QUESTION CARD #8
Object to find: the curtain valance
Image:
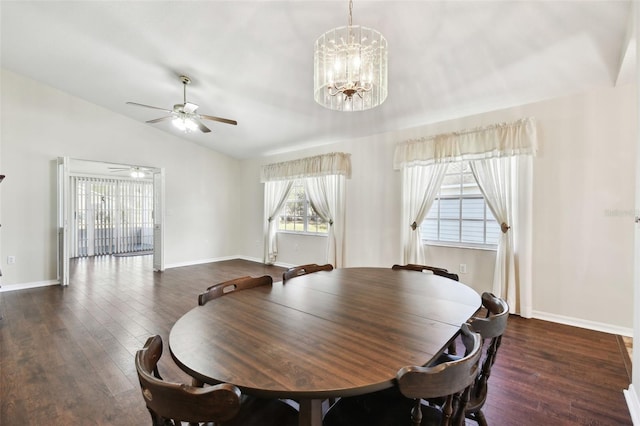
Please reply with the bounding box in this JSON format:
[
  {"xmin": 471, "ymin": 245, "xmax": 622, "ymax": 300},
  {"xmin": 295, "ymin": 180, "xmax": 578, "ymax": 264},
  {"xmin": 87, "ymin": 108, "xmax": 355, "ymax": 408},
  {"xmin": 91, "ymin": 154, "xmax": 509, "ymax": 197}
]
[
  {"xmin": 261, "ymin": 152, "xmax": 352, "ymax": 182},
  {"xmin": 393, "ymin": 117, "xmax": 537, "ymax": 169}
]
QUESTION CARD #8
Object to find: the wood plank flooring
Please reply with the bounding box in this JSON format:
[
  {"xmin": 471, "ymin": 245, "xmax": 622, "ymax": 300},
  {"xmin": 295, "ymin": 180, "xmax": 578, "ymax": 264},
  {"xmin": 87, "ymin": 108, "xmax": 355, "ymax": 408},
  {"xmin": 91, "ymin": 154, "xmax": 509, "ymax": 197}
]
[{"xmin": 0, "ymin": 256, "xmax": 633, "ymax": 425}]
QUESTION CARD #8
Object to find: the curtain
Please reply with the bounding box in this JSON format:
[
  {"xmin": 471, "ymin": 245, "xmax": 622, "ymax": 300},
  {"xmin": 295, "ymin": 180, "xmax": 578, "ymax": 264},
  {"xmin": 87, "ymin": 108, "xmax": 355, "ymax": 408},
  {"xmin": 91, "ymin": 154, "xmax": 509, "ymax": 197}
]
[
  {"xmin": 261, "ymin": 152, "xmax": 351, "ymax": 266},
  {"xmin": 394, "ymin": 117, "xmax": 536, "ymax": 317},
  {"xmin": 263, "ymin": 180, "xmax": 294, "ymax": 264},
  {"xmin": 304, "ymin": 175, "xmax": 346, "ymax": 268},
  {"xmin": 393, "ymin": 117, "xmax": 537, "ymax": 169},
  {"xmin": 261, "ymin": 152, "xmax": 351, "ymax": 182},
  {"xmin": 470, "ymin": 156, "xmax": 533, "ymax": 317},
  {"xmin": 401, "ymin": 163, "xmax": 448, "ymax": 264}
]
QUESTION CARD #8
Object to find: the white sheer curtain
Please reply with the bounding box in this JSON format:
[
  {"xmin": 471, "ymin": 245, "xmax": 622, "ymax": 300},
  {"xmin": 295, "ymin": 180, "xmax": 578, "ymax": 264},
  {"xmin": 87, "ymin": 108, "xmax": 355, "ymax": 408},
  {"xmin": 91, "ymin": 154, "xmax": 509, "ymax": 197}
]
[
  {"xmin": 470, "ymin": 156, "xmax": 533, "ymax": 317},
  {"xmin": 263, "ymin": 180, "xmax": 293, "ymax": 264},
  {"xmin": 394, "ymin": 117, "xmax": 536, "ymax": 317},
  {"xmin": 261, "ymin": 152, "xmax": 351, "ymax": 266},
  {"xmin": 304, "ymin": 175, "xmax": 346, "ymax": 267},
  {"xmin": 401, "ymin": 163, "xmax": 448, "ymax": 264}
]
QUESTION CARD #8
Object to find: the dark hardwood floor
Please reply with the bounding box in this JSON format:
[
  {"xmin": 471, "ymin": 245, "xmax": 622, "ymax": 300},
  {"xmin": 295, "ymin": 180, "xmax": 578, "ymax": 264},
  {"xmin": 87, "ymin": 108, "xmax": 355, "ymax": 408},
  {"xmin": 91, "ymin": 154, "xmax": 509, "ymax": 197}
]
[{"xmin": 0, "ymin": 256, "xmax": 632, "ymax": 425}]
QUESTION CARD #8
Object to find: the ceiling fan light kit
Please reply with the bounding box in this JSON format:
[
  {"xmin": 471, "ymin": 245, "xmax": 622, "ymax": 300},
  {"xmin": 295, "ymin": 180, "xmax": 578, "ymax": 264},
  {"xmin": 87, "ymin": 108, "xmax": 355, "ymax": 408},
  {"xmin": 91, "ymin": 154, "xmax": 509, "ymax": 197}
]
[
  {"xmin": 314, "ymin": 0, "xmax": 388, "ymax": 111},
  {"xmin": 172, "ymin": 116, "xmax": 199, "ymax": 132},
  {"xmin": 126, "ymin": 75, "xmax": 237, "ymax": 133}
]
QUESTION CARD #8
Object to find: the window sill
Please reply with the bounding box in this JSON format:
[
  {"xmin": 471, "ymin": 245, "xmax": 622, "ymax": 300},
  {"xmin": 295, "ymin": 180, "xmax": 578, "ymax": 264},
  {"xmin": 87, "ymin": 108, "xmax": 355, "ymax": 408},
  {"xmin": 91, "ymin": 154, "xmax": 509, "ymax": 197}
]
[
  {"xmin": 277, "ymin": 231, "xmax": 328, "ymax": 238},
  {"xmin": 423, "ymin": 241, "xmax": 497, "ymax": 252}
]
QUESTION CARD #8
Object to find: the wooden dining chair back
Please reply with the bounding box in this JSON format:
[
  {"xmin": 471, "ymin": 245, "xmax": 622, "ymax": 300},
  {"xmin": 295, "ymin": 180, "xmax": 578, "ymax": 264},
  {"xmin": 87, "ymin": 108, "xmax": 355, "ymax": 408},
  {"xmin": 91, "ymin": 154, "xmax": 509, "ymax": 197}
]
[
  {"xmin": 392, "ymin": 263, "xmax": 460, "ymax": 281},
  {"xmin": 396, "ymin": 323, "xmax": 482, "ymax": 426},
  {"xmin": 463, "ymin": 292, "xmax": 509, "ymax": 426},
  {"xmin": 323, "ymin": 324, "xmax": 482, "ymax": 426},
  {"xmin": 198, "ymin": 275, "xmax": 273, "ymax": 306},
  {"xmin": 135, "ymin": 335, "xmax": 242, "ymax": 425},
  {"xmin": 282, "ymin": 263, "xmax": 334, "ymax": 283}
]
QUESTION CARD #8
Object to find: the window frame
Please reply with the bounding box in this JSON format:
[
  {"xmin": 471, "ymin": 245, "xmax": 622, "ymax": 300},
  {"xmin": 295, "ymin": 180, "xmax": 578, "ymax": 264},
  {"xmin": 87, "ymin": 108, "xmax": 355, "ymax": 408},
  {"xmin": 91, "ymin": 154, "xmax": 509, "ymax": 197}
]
[
  {"xmin": 421, "ymin": 161, "xmax": 499, "ymax": 251},
  {"xmin": 277, "ymin": 180, "xmax": 329, "ymax": 236}
]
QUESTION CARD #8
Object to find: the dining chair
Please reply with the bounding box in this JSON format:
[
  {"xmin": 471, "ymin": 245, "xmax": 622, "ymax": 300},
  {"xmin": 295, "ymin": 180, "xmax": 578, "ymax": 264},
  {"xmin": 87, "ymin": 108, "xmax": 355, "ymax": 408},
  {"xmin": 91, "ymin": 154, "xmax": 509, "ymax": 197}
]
[
  {"xmin": 392, "ymin": 263, "xmax": 460, "ymax": 281},
  {"xmin": 323, "ymin": 323, "xmax": 482, "ymax": 426},
  {"xmin": 198, "ymin": 275, "xmax": 273, "ymax": 306},
  {"xmin": 282, "ymin": 263, "xmax": 334, "ymax": 283},
  {"xmin": 433, "ymin": 292, "xmax": 509, "ymax": 426},
  {"xmin": 135, "ymin": 335, "xmax": 299, "ymax": 426}
]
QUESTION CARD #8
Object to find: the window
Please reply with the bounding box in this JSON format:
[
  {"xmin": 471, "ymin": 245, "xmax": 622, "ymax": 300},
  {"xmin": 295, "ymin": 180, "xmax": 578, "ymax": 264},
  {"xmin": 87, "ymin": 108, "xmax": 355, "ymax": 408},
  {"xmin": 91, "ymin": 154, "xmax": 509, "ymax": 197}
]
[
  {"xmin": 421, "ymin": 161, "xmax": 500, "ymax": 247},
  {"xmin": 278, "ymin": 180, "xmax": 328, "ymax": 234}
]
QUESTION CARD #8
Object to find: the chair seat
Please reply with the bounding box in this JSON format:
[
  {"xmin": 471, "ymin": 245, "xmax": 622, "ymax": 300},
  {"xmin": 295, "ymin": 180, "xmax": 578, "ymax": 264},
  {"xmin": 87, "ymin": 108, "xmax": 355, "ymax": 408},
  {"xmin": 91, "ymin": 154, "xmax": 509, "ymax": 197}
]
[
  {"xmin": 224, "ymin": 395, "xmax": 299, "ymax": 426},
  {"xmin": 323, "ymin": 390, "xmax": 444, "ymax": 426}
]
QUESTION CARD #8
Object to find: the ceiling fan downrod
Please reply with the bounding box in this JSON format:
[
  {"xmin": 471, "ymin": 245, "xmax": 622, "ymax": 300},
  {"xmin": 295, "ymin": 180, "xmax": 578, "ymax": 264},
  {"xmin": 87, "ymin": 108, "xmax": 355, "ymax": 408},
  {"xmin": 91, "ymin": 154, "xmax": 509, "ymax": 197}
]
[{"xmin": 179, "ymin": 75, "xmax": 191, "ymax": 105}]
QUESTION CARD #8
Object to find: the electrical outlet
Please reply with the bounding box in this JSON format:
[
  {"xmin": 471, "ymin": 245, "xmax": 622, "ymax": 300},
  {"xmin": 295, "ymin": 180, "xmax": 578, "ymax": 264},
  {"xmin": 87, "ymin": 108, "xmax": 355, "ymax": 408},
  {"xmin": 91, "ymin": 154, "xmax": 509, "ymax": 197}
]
[
  {"xmin": 7, "ymin": 256, "xmax": 16, "ymax": 264},
  {"xmin": 459, "ymin": 263, "xmax": 467, "ymax": 274}
]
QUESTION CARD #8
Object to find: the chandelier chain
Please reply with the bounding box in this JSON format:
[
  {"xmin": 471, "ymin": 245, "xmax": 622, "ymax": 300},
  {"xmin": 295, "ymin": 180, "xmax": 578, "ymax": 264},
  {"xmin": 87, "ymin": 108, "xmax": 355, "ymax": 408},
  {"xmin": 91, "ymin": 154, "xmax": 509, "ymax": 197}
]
[{"xmin": 348, "ymin": 0, "xmax": 353, "ymax": 27}]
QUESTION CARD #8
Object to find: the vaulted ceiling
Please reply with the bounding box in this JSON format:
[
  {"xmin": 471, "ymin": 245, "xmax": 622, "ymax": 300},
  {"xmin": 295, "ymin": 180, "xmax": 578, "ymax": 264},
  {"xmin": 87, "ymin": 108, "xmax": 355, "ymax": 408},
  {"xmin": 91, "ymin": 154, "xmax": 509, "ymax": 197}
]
[{"xmin": 1, "ymin": 1, "xmax": 635, "ymax": 159}]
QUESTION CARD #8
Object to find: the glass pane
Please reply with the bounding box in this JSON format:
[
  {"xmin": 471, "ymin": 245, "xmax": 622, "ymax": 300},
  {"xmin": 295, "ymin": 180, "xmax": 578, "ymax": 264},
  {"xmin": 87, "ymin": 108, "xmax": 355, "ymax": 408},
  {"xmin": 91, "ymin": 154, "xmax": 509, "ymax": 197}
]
[
  {"xmin": 425, "ymin": 199, "xmax": 439, "ymax": 219},
  {"xmin": 461, "ymin": 220, "xmax": 484, "ymax": 244},
  {"xmin": 462, "ymin": 184, "xmax": 482, "ymax": 195},
  {"xmin": 447, "ymin": 162, "xmax": 463, "ymax": 174},
  {"xmin": 439, "ymin": 220, "xmax": 460, "ymax": 242},
  {"xmin": 439, "ymin": 199, "xmax": 460, "ymax": 219},
  {"xmin": 308, "ymin": 215, "xmax": 319, "ymax": 233},
  {"xmin": 486, "ymin": 220, "xmax": 501, "ymax": 245},
  {"xmin": 461, "ymin": 198, "xmax": 484, "ymax": 219},
  {"xmin": 421, "ymin": 219, "xmax": 438, "ymax": 240},
  {"xmin": 441, "ymin": 174, "xmax": 460, "ymax": 187}
]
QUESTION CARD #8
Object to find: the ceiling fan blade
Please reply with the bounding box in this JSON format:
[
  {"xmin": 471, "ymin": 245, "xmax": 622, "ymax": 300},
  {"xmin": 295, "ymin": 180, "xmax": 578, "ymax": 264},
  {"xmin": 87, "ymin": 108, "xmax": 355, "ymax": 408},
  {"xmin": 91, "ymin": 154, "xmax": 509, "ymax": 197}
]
[
  {"xmin": 183, "ymin": 102, "xmax": 199, "ymax": 114},
  {"xmin": 200, "ymin": 114, "xmax": 238, "ymax": 126},
  {"xmin": 146, "ymin": 116, "xmax": 174, "ymax": 124},
  {"xmin": 193, "ymin": 118, "xmax": 211, "ymax": 133},
  {"xmin": 126, "ymin": 102, "xmax": 172, "ymax": 113}
]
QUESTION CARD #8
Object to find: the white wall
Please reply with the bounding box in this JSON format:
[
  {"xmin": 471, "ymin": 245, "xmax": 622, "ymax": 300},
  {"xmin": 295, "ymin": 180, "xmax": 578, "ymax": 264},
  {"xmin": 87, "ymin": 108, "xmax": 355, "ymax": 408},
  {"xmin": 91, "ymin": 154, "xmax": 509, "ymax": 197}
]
[
  {"xmin": 0, "ymin": 69, "xmax": 243, "ymax": 289},
  {"xmin": 240, "ymin": 84, "xmax": 637, "ymax": 332},
  {"xmin": 1, "ymin": 67, "xmax": 635, "ymax": 333}
]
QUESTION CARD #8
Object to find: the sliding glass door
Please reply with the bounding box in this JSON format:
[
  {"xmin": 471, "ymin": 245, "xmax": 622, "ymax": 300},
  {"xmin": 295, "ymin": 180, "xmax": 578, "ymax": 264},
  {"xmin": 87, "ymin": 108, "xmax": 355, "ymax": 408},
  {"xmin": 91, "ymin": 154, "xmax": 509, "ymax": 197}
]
[{"xmin": 71, "ymin": 176, "xmax": 154, "ymax": 257}]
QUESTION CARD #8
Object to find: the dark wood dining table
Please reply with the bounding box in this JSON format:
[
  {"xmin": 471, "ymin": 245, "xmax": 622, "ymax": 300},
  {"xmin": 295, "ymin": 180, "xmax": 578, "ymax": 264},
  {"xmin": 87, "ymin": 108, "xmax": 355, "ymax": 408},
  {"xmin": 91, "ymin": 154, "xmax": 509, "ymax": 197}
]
[{"xmin": 169, "ymin": 267, "xmax": 481, "ymax": 426}]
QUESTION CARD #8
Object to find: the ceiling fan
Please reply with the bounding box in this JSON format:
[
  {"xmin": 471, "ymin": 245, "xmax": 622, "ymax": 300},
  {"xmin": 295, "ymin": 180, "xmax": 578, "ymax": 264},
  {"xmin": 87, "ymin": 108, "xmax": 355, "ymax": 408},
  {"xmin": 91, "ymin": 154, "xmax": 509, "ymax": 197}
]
[{"xmin": 126, "ymin": 75, "xmax": 237, "ymax": 133}]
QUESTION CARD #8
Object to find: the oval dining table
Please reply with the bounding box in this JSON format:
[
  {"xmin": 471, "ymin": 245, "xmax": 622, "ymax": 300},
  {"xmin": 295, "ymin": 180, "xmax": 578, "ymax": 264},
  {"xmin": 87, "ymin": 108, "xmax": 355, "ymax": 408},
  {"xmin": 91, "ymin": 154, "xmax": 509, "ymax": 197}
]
[{"xmin": 169, "ymin": 267, "xmax": 481, "ymax": 426}]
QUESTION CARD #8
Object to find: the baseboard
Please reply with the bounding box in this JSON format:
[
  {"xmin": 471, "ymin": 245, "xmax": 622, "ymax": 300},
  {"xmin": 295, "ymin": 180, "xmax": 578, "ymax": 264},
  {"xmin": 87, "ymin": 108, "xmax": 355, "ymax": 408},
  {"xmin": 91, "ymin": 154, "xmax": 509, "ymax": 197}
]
[
  {"xmin": 235, "ymin": 255, "xmax": 295, "ymax": 269},
  {"xmin": 164, "ymin": 255, "xmax": 240, "ymax": 269},
  {"xmin": 532, "ymin": 310, "xmax": 633, "ymax": 337},
  {"xmin": 0, "ymin": 279, "xmax": 60, "ymax": 293},
  {"xmin": 165, "ymin": 255, "xmax": 295, "ymax": 270},
  {"xmin": 0, "ymin": 257, "xmax": 287, "ymax": 292},
  {"xmin": 624, "ymin": 384, "xmax": 640, "ymax": 425}
]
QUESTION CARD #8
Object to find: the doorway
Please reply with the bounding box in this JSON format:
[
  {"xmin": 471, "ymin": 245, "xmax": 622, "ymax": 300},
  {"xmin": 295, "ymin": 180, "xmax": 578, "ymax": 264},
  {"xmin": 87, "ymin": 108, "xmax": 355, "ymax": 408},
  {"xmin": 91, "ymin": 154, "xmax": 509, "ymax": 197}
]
[{"xmin": 57, "ymin": 158, "xmax": 165, "ymax": 285}]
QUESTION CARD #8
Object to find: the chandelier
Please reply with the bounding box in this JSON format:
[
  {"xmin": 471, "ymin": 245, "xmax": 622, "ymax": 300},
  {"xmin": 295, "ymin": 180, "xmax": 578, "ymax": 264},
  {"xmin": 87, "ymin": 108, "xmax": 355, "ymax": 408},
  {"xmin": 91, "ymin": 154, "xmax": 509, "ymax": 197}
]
[{"xmin": 314, "ymin": 0, "xmax": 388, "ymax": 111}]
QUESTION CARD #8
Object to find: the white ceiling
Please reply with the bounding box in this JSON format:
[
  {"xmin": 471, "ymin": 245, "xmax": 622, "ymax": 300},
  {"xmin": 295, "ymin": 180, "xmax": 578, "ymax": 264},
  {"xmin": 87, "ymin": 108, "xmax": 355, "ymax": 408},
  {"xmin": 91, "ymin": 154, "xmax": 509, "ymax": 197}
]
[{"xmin": 1, "ymin": 1, "xmax": 635, "ymax": 160}]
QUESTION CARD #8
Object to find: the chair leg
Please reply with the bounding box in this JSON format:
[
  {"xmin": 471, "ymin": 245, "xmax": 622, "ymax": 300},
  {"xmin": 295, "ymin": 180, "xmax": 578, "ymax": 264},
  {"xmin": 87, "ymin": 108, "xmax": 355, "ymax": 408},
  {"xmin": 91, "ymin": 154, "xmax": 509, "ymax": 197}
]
[
  {"xmin": 475, "ymin": 410, "xmax": 488, "ymax": 426},
  {"xmin": 467, "ymin": 409, "xmax": 488, "ymax": 426},
  {"xmin": 447, "ymin": 341, "xmax": 457, "ymax": 356},
  {"xmin": 410, "ymin": 398, "xmax": 423, "ymax": 426}
]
